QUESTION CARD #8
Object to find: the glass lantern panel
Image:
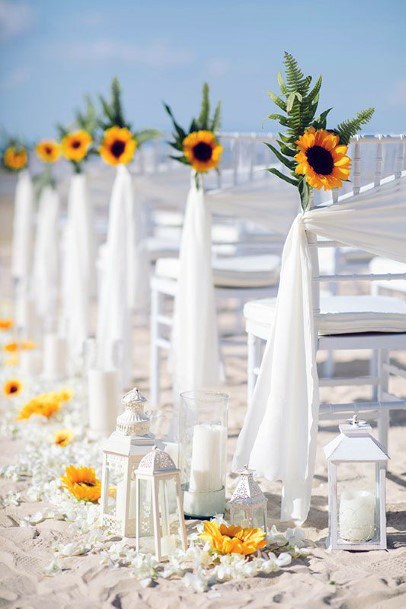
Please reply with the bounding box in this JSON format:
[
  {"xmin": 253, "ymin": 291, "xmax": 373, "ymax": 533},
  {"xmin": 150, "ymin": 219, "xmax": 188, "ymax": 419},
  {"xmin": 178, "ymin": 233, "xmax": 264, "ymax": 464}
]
[
  {"xmin": 336, "ymin": 461, "xmax": 379, "ymax": 544},
  {"xmin": 230, "ymin": 507, "xmax": 249, "ymax": 528},
  {"xmin": 103, "ymin": 455, "xmax": 127, "ymax": 522},
  {"xmin": 253, "ymin": 505, "xmax": 267, "ymax": 531},
  {"xmin": 158, "ymin": 477, "xmax": 182, "ymax": 556}
]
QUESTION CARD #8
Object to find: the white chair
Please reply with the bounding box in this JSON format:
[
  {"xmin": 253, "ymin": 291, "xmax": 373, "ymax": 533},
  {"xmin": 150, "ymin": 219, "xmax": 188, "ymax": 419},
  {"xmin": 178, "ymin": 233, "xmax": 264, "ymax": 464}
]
[
  {"xmin": 150, "ymin": 253, "xmax": 281, "ymax": 404},
  {"xmin": 370, "ymin": 257, "xmax": 406, "ymax": 300},
  {"xmin": 244, "ymin": 225, "xmax": 406, "ymax": 452}
]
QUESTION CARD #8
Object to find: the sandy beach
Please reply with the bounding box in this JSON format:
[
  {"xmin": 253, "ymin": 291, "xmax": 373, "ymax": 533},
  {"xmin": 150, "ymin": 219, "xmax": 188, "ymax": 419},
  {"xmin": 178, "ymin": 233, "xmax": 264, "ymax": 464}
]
[{"xmin": 0, "ymin": 190, "xmax": 405, "ymax": 609}]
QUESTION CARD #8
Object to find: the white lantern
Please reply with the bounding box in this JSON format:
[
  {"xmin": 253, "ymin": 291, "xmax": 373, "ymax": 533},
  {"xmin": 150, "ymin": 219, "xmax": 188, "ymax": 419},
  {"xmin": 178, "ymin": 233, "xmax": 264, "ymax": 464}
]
[
  {"xmin": 135, "ymin": 446, "xmax": 187, "ymax": 561},
  {"xmin": 324, "ymin": 415, "xmax": 389, "ymax": 551},
  {"xmin": 227, "ymin": 466, "xmax": 267, "ymax": 531},
  {"xmin": 100, "ymin": 387, "xmax": 155, "ymax": 537}
]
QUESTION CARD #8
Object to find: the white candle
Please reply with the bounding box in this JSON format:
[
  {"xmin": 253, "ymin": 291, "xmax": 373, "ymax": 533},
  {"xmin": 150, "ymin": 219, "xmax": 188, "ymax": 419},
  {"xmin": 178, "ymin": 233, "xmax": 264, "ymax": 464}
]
[
  {"xmin": 161, "ymin": 534, "xmax": 177, "ymax": 556},
  {"xmin": 43, "ymin": 334, "xmax": 68, "ymax": 379},
  {"xmin": 88, "ymin": 368, "xmax": 119, "ymax": 438},
  {"xmin": 339, "ymin": 490, "xmax": 375, "ymax": 542},
  {"xmin": 15, "ymin": 296, "xmax": 38, "ymax": 338},
  {"xmin": 116, "ymin": 479, "xmax": 137, "ymax": 521},
  {"xmin": 189, "ymin": 423, "xmax": 225, "ymax": 492}
]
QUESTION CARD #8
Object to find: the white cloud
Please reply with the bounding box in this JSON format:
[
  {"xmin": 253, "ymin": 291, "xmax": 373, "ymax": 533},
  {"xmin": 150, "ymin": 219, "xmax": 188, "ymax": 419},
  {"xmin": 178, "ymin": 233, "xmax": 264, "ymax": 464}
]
[
  {"xmin": 388, "ymin": 80, "xmax": 406, "ymax": 107},
  {"xmin": 0, "ymin": 0, "xmax": 34, "ymax": 42},
  {"xmin": 207, "ymin": 58, "xmax": 231, "ymax": 78},
  {"xmin": 0, "ymin": 65, "xmax": 30, "ymax": 90},
  {"xmin": 63, "ymin": 39, "xmax": 195, "ymax": 68}
]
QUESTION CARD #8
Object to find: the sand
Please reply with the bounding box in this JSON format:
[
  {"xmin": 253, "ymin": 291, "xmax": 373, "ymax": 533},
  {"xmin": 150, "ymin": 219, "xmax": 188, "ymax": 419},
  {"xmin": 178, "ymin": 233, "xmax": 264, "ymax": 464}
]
[{"xmin": 0, "ymin": 189, "xmax": 405, "ymax": 609}]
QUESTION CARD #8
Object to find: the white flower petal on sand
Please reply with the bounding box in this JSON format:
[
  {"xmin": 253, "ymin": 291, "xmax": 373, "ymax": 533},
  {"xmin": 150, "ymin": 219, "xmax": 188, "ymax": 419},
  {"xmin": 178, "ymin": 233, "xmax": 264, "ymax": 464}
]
[
  {"xmin": 43, "ymin": 559, "xmax": 62, "ymax": 576},
  {"xmin": 275, "ymin": 552, "xmax": 292, "ymax": 567}
]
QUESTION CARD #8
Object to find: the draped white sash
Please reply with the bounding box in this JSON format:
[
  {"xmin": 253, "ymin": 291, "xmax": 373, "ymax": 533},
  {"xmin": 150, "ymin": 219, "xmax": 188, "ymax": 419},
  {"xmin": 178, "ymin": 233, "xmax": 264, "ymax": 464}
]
[
  {"xmin": 233, "ymin": 176, "xmax": 406, "ymax": 522},
  {"xmin": 62, "ymin": 173, "xmax": 95, "ymax": 364},
  {"xmin": 11, "ymin": 170, "xmax": 34, "ymax": 284},
  {"xmin": 172, "ymin": 178, "xmax": 222, "ymax": 395}
]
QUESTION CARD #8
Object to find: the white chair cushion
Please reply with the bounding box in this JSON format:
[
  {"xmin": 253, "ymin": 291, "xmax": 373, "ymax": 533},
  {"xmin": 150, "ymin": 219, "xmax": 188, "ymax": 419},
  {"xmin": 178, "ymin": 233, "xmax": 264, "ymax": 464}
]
[
  {"xmin": 155, "ymin": 255, "xmax": 281, "ymax": 288},
  {"xmin": 369, "ymin": 257, "xmax": 406, "ymax": 294},
  {"xmin": 244, "ymin": 295, "xmax": 406, "ymax": 335}
]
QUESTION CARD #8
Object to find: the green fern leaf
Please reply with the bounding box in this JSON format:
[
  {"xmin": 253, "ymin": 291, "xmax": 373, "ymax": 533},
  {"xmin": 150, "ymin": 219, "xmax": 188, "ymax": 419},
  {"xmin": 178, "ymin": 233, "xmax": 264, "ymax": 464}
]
[
  {"xmin": 264, "ymin": 142, "xmax": 296, "ymax": 170},
  {"xmin": 336, "ymin": 107, "xmax": 375, "ymax": 145},
  {"xmin": 268, "ymin": 91, "xmax": 287, "ymax": 112},
  {"xmin": 267, "ymin": 167, "xmax": 299, "ymax": 186},
  {"xmin": 197, "ymin": 82, "xmax": 210, "ymax": 130}
]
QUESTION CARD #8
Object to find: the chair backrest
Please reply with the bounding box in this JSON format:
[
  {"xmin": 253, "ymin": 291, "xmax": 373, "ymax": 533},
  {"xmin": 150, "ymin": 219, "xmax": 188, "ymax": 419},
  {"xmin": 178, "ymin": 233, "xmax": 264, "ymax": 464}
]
[{"xmin": 306, "ymin": 168, "xmax": 406, "ymax": 342}]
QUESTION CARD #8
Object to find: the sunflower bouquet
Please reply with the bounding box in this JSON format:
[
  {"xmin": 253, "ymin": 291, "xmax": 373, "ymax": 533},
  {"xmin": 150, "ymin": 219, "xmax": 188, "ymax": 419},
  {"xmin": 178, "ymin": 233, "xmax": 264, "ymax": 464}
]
[
  {"xmin": 57, "ymin": 96, "xmax": 97, "ymax": 174},
  {"xmin": 98, "ymin": 78, "xmax": 159, "ymax": 166},
  {"xmin": 164, "ymin": 82, "xmax": 223, "ymax": 187},
  {"xmin": 266, "ymin": 52, "xmax": 374, "ymax": 210},
  {"xmin": 1, "ymin": 135, "xmax": 29, "ymax": 172}
]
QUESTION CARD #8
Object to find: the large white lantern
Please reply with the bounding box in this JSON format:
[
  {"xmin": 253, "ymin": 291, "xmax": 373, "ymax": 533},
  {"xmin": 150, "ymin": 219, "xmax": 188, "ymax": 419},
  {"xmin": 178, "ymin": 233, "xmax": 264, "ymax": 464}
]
[
  {"xmin": 100, "ymin": 387, "xmax": 155, "ymax": 537},
  {"xmin": 324, "ymin": 415, "xmax": 389, "ymax": 551},
  {"xmin": 135, "ymin": 446, "xmax": 188, "ymax": 561},
  {"xmin": 227, "ymin": 466, "xmax": 267, "ymax": 531}
]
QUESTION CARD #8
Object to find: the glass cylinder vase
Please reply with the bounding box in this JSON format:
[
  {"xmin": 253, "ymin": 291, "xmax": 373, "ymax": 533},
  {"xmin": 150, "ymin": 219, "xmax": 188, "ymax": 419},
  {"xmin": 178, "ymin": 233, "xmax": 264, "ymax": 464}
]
[{"xmin": 179, "ymin": 390, "xmax": 228, "ymax": 518}]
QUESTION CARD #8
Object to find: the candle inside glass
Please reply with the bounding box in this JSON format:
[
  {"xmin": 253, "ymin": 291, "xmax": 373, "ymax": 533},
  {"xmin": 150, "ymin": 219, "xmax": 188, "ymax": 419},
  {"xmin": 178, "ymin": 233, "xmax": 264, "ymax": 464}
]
[
  {"xmin": 189, "ymin": 423, "xmax": 225, "ymax": 492},
  {"xmin": 88, "ymin": 368, "xmax": 119, "ymax": 438},
  {"xmin": 339, "ymin": 489, "xmax": 375, "ymax": 542}
]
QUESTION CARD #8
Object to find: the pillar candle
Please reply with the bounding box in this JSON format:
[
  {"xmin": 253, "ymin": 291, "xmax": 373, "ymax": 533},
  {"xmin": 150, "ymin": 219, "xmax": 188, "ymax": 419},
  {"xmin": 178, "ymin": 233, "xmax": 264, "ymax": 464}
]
[
  {"xmin": 20, "ymin": 349, "xmax": 42, "ymax": 376},
  {"xmin": 339, "ymin": 490, "xmax": 375, "ymax": 542},
  {"xmin": 189, "ymin": 423, "xmax": 225, "ymax": 493},
  {"xmin": 88, "ymin": 368, "xmax": 119, "ymax": 438},
  {"xmin": 43, "ymin": 334, "xmax": 68, "ymax": 380}
]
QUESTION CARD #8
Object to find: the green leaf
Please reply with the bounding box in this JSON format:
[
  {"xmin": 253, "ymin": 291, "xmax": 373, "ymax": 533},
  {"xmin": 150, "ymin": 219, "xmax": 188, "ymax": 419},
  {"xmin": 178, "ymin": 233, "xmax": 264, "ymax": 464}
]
[
  {"xmin": 134, "ymin": 129, "xmax": 161, "ymax": 147},
  {"xmin": 336, "ymin": 107, "xmax": 375, "ymax": 145},
  {"xmin": 268, "ymin": 90, "xmax": 287, "ymax": 112},
  {"xmin": 210, "ymin": 101, "xmax": 221, "ymax": 131},
  {"xmin": 312, "ymin": 107, "xmax": 332, "ymax": 130},
  {"xmin": 197, "ymin": 82, "xmax": 210, "ymax": 130},
  {"xmin": 264, "ymin": 142, "xmax": 296, "ymax": 170},
  {"xmin": 276, "ymin": 139, "xmax": 297, "ymax": 157},
  {"xmin": 267, "ymin": 113, "xmax": 290, "ymax": 127},
  {"xmin": 267, "ymin": 167, "xmax": 298, "ymax": 186},
  {"xmin": 298, "ymin": 177, "xmax": 312, "ymax": 211},
  {"xmin": 277, "ymin": 71, "xmax": 288, "ymax": 96},
  {"xmin": 163, "ymin": 103, "xmax": 186, "ymax": 141}
]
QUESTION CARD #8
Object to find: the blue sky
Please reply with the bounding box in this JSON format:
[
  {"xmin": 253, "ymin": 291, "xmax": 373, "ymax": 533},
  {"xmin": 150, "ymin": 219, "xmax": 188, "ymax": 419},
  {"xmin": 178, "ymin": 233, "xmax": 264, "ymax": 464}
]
[{"xmin": 0, "ymin": 0, "xmax": 405, "ymax": 139}]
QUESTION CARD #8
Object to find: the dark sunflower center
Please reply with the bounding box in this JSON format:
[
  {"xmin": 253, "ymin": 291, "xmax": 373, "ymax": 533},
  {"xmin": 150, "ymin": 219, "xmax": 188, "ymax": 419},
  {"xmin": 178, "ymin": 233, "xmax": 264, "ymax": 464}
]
[
  {"xmin": 306, "ymin": 145, "xmax": 334, "ymax": 175},
  {"xmin": 45, "ymin": 146, "xmax": 53, "ymax": 155},
  {"xmin": 71, "ymin": 140, "xmax": 81, "ymax": 149},
  {"xmin": 110, "ymin": 139, "xmax": 126, "ymax": 158},
  {"xmin": 9, "ymin": 384, "xmax": 18, "ymax": 393},
  {"xmin": 192, "ymin": 142, "xmax": 213, "ymax": 162},
  {"xmin": 79, "ymin": 481, "xmax": 95, "ymax": 487}
]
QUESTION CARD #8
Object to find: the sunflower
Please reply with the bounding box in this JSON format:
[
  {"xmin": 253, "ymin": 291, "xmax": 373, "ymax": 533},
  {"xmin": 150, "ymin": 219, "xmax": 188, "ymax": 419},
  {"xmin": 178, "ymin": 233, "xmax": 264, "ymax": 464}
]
[
  {"xmin": 99, "ymin": 126, "xmax": 136, "ymax": 166},
  {"xmin": 0, "ymin": 318, "xmax": 13, "ymax": 330},
  {"xmin": 3, "ymin": 378, "xmax": 23, "ymax": 397},
  {"xmin": 295, "ymin": 127, "xmax": 351, "ymax": 190},
  {"xmin": 54, "ymin": 429, "xmax": 74, "ymax": 447},
  {"xmin": 3, "ymin": 147, "xmax": 28, "ymax": 171},
  {"xmin": 61, "ymin": 465, "xmax": 101, "ymax": 502},
  {"xmin": 183, "ymin": 130, "xmax": 223, "ymax": 173},
  {"xmin": 3, "ymin": 340, "xmax": 36, "ymax": 353},
  {"xmin": 199, "ymin": 521, "xmax": 267, "ymax": 556},
  {"xmin": 35, "ymin": 139, "xmax": 61, "ymax": 163},
  {"xmin": 17, "ymin": 396, "xmax": 61, "ymax": 420},
  {"xmin": 61, "ymin": 130, "xmax": 92, "ymax": 163}
]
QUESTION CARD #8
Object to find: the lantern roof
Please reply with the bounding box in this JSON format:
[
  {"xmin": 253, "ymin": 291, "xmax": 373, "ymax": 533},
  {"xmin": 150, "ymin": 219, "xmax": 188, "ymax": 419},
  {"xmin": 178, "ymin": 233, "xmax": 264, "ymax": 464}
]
[
  {"xmin": 324, "ymin": 417, "xmax": 389, "ymax": 462},
  {"xmin": 227, "ymin": 466, "xmax": 267, "ymax": 506},
  {"xmin": 115, "ymin": 387, "xmax": 151, "ymax": 437},
  {"xmin": 137, "ymin": 446, "xmax": 177, "ymax": 474},
  {"xmin": 122, "ymin": 387, "xmax": 147, "ymax": 407}
]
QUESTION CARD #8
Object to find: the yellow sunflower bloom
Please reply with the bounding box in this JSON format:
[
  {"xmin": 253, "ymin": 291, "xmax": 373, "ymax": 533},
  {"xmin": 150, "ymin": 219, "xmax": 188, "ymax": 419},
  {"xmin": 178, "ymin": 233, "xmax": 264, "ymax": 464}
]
[
  {"xmin": 294, "ymin": 127, "xmax": 351, "ymax": 190},
  {"xmin": 99, "ymin": 126, "xmax": 136, "ymax": 166},
  {"xmin": 199, "ymin": 521, "xmax": 267, "ymax": 556},
  {"xmin": 3, "ymin": 378, "xmax": 23, "ymax": 397},
  {"xmin": 17, "ymin": 397, "xmax": 61, "ymax": 420},
  {"xmin": 0, "ymin": 318, "xmax": 13, "ymax": 330},
  {"xmin": 54, "ymin": 429, "xmax": 74, "ymax": 447},
  {"xmin": 3, "ymin": 340, "xmax": 36, "ymax": 353},
  {"xmin": 61, "ymin": 465, "xmax": 101, "ymax": 502},
  {"xmin": 35, "ymin": 139, "xmax": 61, "ymax": 164},
  {"xmin": 61, "ymin": 130, "xmax": 92, "ymax": 163},
  {"xmin": 4, "ymin": 355, "xmax": 19, "ymax": 367},
  {"xmin": 3, "ymin": 147, "xmax": 28, "ymax": 171},
  {"xmin": 183, "ymin": 130, "xmax": 223, "ymax": 173}
]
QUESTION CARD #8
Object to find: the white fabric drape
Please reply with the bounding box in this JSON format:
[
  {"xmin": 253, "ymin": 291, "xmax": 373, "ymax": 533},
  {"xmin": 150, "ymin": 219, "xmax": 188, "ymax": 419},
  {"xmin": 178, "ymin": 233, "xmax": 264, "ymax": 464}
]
[
  {"xmin": 62, "ymin": 173, "xmax": 96, "ymax": 365},
  {"xmin": 32, "ymin": 185, "xmax": 60, "ymax": 321},
  {"xmin": 11, "ymin": 170, "xmax": 34, "ymax": 284},
  {"xmin": 96, "ymin": 166, "xmax": 136, "ymax": 384},
  {"xmin": 172, "ymin": 177, "xmax": 223, "ymax": 395},
  {"xmin": 233, "ymin": 177, "xmax": 406, "ymax": 523}
]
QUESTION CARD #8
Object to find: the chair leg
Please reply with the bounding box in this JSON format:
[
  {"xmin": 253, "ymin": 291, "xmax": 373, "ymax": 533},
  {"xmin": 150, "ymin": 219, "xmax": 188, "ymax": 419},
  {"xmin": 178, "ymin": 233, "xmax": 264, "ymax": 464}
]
[
  {"xmin": 150, "ymin": 283, "xmax": 161, "ymax": 405},
  {"xmin": 377, "ymin": 349, "xmax": 390, "ymax": 451},
  {"xmin": 370, "ymin": 349, "xmax": 379, "ymax": 401}
]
